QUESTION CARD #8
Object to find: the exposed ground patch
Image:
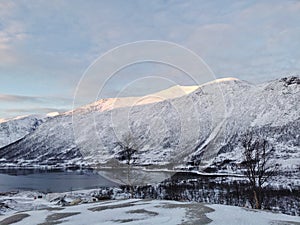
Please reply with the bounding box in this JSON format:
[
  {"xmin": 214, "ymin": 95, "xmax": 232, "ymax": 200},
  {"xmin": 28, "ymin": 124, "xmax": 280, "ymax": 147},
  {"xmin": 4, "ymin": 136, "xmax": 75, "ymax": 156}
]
[
  {"xmin": 126, "ymin": 208, "xmax": 159, "ymax": 216},
  {"xmin": 37, "ymin": 212, "xmax": 81, "ymax": 225},
  {"xmin": 112, "ymin": 218, "xmax": 142, "ymax": 223},
  {"xmin": 88, "ymin": 201, "xmax": 139, "ymax": 212},
  {"xmin": 270, "ymin": 221, "xmax": 300, "ymax": 225},
  {"xmin": 0, "ymin": 213, "xmax": 30, "ymax": 225}
]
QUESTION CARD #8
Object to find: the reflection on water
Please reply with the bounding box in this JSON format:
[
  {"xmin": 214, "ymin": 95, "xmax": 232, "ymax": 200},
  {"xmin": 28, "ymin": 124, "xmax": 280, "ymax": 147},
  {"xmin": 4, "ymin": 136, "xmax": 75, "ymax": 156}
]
[{"xmin": 98, "ymin": 168, "xmax": 174, "ymax": 186}]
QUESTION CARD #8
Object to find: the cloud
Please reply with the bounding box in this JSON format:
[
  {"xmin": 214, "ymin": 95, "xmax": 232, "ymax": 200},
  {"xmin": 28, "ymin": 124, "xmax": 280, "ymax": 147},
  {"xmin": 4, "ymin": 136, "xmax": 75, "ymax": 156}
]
[
  {"xmin": 0, "ymin": 94, "xmax": 42, "ymax": 103},
  {"xmin": 0, "ymin": 0, "xmax": 300, "ymax": 118},
  {"xmin": 1, "ymin": 0, "xmax": 300, "ymax": 79},
  {"xmin": 181, "ymin": 0, "xmax": 300, "ymax": 82},
  {"xmin": 0, "ymin": 94, "xmax": 72, "ymax": 105},
  {"xmin": 0, "ymin": 93, "xmax": 73, "ymax": 118},
  {"xmin": 0, "ymin": 1, "xmax": 15, "ymax": 14},
  {"xmin": 0, "ymin": 106, "xmax": 68, "ymax": 120},
  {"xmin": 0, "ymin": 2, "xmax": 28, "ymax": 64},
  {"xmin": 4, "ymin": 107, "xmax": 67, "ymax": 114}
]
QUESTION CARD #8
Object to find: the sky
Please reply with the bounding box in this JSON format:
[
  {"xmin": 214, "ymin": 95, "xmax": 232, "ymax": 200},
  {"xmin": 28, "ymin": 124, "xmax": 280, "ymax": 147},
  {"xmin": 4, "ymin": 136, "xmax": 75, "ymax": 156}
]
[{"xmin": 0, "ymin": 0, "xmax": 300, "ymax": 118}]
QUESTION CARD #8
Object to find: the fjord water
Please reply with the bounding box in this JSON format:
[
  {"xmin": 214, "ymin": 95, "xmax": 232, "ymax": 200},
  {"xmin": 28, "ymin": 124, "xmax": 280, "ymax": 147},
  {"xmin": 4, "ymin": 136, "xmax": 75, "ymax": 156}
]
[{"xmin": 0, "ymin": 169, "xmax": 118, "ymax": 192}]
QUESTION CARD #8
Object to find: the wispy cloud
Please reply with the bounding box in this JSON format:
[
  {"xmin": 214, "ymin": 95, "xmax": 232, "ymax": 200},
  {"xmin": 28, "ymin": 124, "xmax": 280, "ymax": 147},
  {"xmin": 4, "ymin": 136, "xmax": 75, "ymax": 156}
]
[
  {"xmin": 0, "ymin": 0, "xmax": 300, "ymax": 118},
  {"xmin": 0, "ymin": 93, "xmax": 72, "ymax": 118},
  {"xmin": 4, "ymin": 107, "xmax": 67, "ymax": 114},
  {"xmin": 0, "ymin": 94, "xmax": 42, "ymax": 103},
  {"xmin": 0, "ymin": 2, "xmax": 27, "ymax": 64},
  {"xmin": 0, "ymin": 94, "xmax": 72, "ymax": 105}
]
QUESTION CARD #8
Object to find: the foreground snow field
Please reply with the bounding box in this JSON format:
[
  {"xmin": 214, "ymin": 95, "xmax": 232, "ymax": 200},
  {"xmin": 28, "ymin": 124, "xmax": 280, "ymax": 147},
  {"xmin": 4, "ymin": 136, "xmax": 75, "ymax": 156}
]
[
  {"xmin": 208, "ymin": 204, "xmax": 300, "ymax": 225},
  {"xmin": 0, "ymin": 191, "xmax": 299, "ymax": 225}
]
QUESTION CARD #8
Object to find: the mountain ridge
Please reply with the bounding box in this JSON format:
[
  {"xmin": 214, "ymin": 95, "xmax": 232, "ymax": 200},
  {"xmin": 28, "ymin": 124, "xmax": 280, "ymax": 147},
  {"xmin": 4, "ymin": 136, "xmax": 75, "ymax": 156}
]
[{"xmin": 0, "ymin": 76, "xmax": 299, "ymax": 186}]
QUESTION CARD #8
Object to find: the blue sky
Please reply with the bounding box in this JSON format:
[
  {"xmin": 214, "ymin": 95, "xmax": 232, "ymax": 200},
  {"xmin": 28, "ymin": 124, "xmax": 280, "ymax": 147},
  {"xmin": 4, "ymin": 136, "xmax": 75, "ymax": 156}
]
[{"xmin": 0, "ymin": 0, "xmax": 300, "ymax": 118}]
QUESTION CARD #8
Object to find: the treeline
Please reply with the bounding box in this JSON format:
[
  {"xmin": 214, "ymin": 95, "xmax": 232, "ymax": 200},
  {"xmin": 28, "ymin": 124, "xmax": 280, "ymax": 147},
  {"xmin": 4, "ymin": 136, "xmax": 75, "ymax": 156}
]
[{"xmin": 121, "ymin": 174, "xmax": 299, "ymax": 216}]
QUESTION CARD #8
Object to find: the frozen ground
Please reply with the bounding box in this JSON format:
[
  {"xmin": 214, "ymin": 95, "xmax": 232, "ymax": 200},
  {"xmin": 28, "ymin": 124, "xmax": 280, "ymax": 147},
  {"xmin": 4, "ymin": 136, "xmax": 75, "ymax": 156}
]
[
  {"xmin": 0, "ymin": 190, "xmax": 299, "ymax": 225},
  {"xmin": 208, "ymin": 204, "xmax": 300, "ymax": 225}
]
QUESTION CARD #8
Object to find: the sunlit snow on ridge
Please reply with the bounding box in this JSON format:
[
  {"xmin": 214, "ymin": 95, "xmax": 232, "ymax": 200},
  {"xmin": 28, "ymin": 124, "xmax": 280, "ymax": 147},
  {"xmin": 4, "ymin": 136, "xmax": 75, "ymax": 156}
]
[{"xmin": 68, "ymin": 78, "xmax": 243, "ymax": 115}]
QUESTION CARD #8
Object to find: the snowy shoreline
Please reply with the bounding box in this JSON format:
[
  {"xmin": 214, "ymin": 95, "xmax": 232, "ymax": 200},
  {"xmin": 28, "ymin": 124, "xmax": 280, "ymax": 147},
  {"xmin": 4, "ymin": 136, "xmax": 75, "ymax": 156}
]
[{"xmin": 0, "ymin": 189, "xmax": 299, "ymax": 225}]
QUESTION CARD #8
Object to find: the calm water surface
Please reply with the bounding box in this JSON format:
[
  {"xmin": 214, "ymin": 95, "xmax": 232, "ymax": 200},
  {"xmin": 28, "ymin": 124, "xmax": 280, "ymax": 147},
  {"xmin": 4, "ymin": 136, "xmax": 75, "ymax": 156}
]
[{"xmin": 0, "ymin": 169, "xmax": 118, "ymax": 193}]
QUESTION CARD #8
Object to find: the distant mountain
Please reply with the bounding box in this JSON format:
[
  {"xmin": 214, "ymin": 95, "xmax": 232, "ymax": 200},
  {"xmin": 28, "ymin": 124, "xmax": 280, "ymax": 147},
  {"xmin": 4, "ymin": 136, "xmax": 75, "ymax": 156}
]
[
  {"xmin": 0, "ymin": 115, "xmax": 45, "ymax": 148},
  {"xmin": 0, "ymin": 112, "xmax": 61, "ymax": 149},
  {"xmin": 0, "ymin": 76, "xmax": 299, "ymax": 185}
]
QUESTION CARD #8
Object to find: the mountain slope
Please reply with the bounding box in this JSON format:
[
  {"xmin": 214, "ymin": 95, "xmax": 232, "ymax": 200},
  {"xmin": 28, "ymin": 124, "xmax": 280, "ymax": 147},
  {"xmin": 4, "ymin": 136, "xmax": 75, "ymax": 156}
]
[
  {"xmin": 0, "ymin": 115, "xmax": 45, "ymax": 148},
  {"xmin": 0, "ymin": 76, "xmax": 299, "ymax": 184}
]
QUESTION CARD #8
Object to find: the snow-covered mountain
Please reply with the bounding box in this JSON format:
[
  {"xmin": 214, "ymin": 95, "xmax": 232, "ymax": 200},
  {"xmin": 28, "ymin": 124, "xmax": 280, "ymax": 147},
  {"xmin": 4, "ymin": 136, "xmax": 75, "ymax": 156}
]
[
  {"xmin": 0, "ymin": 76, "xmax": 299, "ymax": 183},
  {"xmin": 0, "ymin": 112, "xmax": 60, "ymax": 149},
  {"xmin": 0, "ymin": 115, "xmax": 44, "ymax": 148}
]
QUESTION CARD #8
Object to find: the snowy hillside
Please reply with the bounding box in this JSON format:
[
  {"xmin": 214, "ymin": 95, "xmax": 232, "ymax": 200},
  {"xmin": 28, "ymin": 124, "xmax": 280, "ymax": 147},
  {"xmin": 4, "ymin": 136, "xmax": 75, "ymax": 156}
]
[
  {"xmin": 0, "ymin": 76, "xmax": 299, "ymax": 183},
  {"xmin": 0, "ymin": 115, "xmax": 45, "ymax": 148},
  {"xmin": 0, "ymin": 112, "xmax": 61, "ymax": 149}
]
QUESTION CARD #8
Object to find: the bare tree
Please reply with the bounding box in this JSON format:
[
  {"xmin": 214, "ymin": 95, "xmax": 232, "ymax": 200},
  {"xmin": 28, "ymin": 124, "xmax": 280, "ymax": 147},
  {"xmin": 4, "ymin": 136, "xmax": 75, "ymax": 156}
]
[
  {"xmin": 116, "ymin": 133, "xmax": 138, "ymax": 166},
  {"xmin": 240, "ymin": 132, "xmax": 279, "ymax": 209},
  {"xmin": 115, "ymin": 132, "xmax": 139, "ymax": 197}
]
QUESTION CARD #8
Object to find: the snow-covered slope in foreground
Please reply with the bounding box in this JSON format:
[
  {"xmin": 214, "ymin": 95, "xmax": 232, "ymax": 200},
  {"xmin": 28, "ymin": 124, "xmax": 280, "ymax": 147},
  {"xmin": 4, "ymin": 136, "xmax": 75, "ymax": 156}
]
[
  {"xmin": 0, "ymin": 196, "xmax": 299, "ymax": 225},
  {"xmin": 0, "ymin": 76, "xmax": 299, "ymax": 181}
]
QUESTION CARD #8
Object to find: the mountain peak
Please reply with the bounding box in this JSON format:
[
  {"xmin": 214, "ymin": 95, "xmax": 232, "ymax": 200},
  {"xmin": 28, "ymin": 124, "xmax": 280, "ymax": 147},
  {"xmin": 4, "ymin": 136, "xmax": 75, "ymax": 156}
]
[
  {"xmin": 211, "ymin": 77, "xmax": 241, "ymax": 83},
  {"xmin": 71, "ymin": 77, "xmax": 250, "ymax": 115}
]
